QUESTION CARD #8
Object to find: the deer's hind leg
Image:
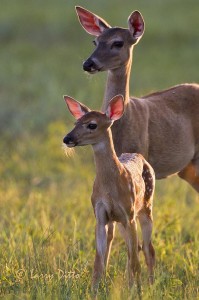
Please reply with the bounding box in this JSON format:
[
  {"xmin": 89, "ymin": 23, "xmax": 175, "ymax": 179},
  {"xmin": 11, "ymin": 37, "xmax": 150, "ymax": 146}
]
[
  {"xmin": 178, "ymin": 159, "xmax": 199, "ymax": 193},
  {"xmin": 138, "ymin": 210, "xmax": 155, "ymax": 284},
  {"xmin": 119, "ymin": 221, "xmax": 141, "ymax": 288}
]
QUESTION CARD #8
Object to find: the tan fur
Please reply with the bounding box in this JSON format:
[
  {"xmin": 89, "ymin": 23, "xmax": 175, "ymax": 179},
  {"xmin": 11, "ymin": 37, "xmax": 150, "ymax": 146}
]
[
  {"xmin": 64, "ymin": 102, "xmax": 155, "ymax": 292},
  {"xmin": 77, "ymin": 7, "xmax": 199, "ymax": 192}
]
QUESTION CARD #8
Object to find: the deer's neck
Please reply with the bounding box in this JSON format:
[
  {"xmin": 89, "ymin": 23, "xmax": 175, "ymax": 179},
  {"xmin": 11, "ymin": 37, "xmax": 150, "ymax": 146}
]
[
  {"xmin": 102, "ymin": 54, "xmax": 132, "ymax": 112},
  {"xmin": 92, "ymin": 129, "xmax": 122, "ymax": 181}
]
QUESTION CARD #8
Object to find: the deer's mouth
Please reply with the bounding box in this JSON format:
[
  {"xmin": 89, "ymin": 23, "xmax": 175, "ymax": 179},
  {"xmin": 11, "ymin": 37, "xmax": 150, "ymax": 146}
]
[
  {"xmin": 83, "ymin": 59, "xmax": 103, "ymax": 74},
  {"xmin": 87, "ymin": 67, "xmax": 102, "ymax": 74},
  {"xmin": 66, "ymin": 142, "xmax": 77, "ymax": 148},
  {"xmin": 63, "ymin": 134, "xmax": 79, "ymax": 147}
]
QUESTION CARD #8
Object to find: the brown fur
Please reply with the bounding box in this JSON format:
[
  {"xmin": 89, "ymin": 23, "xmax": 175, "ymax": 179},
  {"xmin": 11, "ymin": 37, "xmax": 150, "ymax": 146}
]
[
  {"xmin": 76, "ymin": 6, "xmax": 199, "ymax": 192},
  {"xmin": 63, "ymin": 98, "xmax": 155, "ymax": 291}
]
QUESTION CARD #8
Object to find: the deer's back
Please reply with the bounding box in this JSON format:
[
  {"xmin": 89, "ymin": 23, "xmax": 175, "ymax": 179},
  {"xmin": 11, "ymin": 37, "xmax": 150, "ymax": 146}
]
[
  {"xmin": 143, "ymin": 83, "xmax": 199, "ymax": 122},
  {"xmin": 128, "ymin": 83, "xmax": 199, "ymax": 178},
  {"xmin": 119, "ymin": 153, "xmax": 155, "ymax": 214}
]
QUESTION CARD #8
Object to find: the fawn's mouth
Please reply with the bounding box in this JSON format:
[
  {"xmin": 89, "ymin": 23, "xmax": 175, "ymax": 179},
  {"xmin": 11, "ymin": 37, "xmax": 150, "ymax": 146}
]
[{"xmin": 65, "ymin": 142, "xmax": 77, "ymax": 148}]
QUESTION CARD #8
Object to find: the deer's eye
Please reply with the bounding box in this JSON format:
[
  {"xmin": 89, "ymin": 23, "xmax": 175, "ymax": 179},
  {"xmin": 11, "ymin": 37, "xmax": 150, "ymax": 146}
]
[
  {"xmin": 111, "ymin": 41, "xmax": 124, "ymax": 49},
  {"xmin": 87, "ymin": 123, "xmax": 97, "ymax": 130}
]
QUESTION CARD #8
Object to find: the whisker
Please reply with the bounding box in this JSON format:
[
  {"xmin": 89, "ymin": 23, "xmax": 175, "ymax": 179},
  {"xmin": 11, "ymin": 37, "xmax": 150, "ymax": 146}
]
[{"xmin": 62, "ymin": 143, "xmax": 75, "ymax": 157}]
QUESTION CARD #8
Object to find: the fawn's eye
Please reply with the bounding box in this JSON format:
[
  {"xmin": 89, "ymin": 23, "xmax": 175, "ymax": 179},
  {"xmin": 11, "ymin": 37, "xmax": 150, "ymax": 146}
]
[
  {"xmin": 87, "ymin": 123, "xmax": 97, "ymax": 130},
  {"xmin": 111, "ymin": 41, "xmax": 124, "ymax": 49}
]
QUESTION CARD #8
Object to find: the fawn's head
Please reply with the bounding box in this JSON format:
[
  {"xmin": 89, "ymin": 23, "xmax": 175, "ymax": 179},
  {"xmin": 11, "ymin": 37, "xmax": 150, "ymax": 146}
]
[
  {"xmin": 63, "ymin": 94, "xmax": 124, "ymax": 147},
  {"xmin": 75, "ymin": 6, "xmax": 145, "ymax": 73}
]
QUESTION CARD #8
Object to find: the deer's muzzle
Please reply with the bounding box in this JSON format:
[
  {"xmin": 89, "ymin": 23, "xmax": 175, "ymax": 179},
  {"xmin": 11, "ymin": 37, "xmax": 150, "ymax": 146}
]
[
  {"xmin": 63, "ymin": 134, "xmax": 77, "ymax": 147},
  {"xmin": 83, "ymin": 58, "xmax": 100, "ymax": 73}
]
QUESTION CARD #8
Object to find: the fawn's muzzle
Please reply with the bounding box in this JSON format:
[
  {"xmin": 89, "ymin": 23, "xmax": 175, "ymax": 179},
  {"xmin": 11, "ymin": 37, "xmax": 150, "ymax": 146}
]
[{"xmin": 63, "ymin": 134, "xmax": 76, "ymax": 147}]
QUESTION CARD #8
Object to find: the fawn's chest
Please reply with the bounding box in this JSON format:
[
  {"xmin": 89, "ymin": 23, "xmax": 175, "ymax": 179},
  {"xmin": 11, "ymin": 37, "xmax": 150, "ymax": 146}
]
[{"xmin": 91, "ymin": 176, "xmax": 142, "ymax": 224}]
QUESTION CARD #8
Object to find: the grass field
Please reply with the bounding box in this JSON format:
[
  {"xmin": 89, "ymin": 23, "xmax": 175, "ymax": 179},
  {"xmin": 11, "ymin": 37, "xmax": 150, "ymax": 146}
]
[{"xmin": 0, "ymin": 0, "xmax": 199, "ymax": 299}]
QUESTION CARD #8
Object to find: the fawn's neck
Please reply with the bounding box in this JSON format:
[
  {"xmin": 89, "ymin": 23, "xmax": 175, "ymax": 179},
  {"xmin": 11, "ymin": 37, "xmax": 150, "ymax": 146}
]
[
  {"xmin": 92, "ymin": 129, "xmax": 122, "ymax": 180},
  {"xmin": 102, "ymin": 52, "xmax": 132, "ymax": 112}
]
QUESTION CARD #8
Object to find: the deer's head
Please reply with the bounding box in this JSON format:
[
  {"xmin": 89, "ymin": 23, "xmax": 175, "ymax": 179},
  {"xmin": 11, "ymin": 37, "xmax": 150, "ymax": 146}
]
[
  {"xmin": 76, "ymin": 6, "xmax": 145, "ymax": 73},
  {"xmin": 63, "ymin": 95, "xmax": 124, "ymax": 147}
]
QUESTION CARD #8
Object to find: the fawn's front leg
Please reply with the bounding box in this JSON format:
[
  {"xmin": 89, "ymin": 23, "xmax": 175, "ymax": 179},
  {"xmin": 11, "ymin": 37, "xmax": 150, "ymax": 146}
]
[
  {"xmin": 105, "ymin": 222, "xmax": 115, "ymax": 268},
  {"xmin": 92, "ymin": 205, "xmax": 109, "ymax": 292},
  {"xmin": 92, "ymin": 222, "xmax": 107, "ymax": 292}
]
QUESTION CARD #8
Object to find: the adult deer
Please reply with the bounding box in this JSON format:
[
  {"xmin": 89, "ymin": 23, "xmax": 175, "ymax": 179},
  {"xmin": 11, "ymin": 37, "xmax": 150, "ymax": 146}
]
[
  {"xmin": 75, "ymin": 6, "xmax": 199, "ymax": 192},
  {"xmin": 63, "ymin": 94, "xmax": 155, "ymax": 292}
]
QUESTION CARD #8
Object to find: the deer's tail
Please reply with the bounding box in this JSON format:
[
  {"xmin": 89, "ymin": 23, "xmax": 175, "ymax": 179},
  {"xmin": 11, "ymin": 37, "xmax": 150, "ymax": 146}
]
[{"xmin": 142, "ymin": 161, "xmax": 155, "ymax": 202}]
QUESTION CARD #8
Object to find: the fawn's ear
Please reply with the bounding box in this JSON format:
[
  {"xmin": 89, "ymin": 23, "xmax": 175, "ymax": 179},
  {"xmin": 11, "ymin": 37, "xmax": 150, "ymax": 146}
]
[
  {"xmin": 64, "ymin": 95, "xmax": 90, "ymax": 120},
  {"xmin": 106, "ymin": 95, "xmax": 124, "ymax": 121},
  {"xmin": 128, "ymin": 10, "xmax": 145, "ymax": 42},
  {"xmin": 75, "ymin": 6, "xmax": 111, "ymax": 36}
]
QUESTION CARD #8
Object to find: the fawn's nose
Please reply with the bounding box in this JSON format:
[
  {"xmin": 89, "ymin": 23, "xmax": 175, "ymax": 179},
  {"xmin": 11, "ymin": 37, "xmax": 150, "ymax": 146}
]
[
  {"xmin": 63, "ymin": 134, "xmax": 73, "ymax": 145},
  {"xmin": 83, "ymin": 59, "xmax": 97, "ymax": 72}
]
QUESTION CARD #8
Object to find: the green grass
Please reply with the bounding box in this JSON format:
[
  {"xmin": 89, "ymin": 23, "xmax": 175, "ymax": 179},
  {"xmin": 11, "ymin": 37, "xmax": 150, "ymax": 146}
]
[{"xmin": 0, "ymin": 0, "xmax": 199, "ymax": 299}]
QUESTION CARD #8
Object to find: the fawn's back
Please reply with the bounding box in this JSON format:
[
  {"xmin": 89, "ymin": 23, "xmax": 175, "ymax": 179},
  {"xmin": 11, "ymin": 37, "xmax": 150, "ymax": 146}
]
[{"xmin": 120, "ymin": 153, "xmax": 155, "ymax": 213}]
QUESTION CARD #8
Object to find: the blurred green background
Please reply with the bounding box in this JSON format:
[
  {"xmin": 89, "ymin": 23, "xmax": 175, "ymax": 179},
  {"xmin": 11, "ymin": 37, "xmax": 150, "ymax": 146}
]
[{"xmin": 0, "ymin": 0, "xmax": 199, "ymax": 299}]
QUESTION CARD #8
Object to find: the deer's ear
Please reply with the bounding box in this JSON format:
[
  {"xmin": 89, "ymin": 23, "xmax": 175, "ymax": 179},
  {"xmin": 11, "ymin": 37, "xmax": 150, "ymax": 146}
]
[
  {"xmin": 106, "ymin": 95, "xmax": 124, "ymax": 121},
  {"xmin": 64, "ymin": 96, "xmax": 90, "ymax": 120},
  {"xmin": 128, "ymin": 10, "xmax": 145, "ymax": 41},
  {"xmin": 75, "ymin": 6, "xmax": 111, "ymax": 36}
]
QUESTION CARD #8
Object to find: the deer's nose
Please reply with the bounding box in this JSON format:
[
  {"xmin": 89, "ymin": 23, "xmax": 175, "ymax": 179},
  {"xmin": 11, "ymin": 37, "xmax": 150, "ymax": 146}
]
[
  {"xmin": 83, "ymin": 59, "xmax": 97, "ymax": 72},
  {"xmin": 63, "ymin": 134, "xmax": 73, "ymax": 145}
]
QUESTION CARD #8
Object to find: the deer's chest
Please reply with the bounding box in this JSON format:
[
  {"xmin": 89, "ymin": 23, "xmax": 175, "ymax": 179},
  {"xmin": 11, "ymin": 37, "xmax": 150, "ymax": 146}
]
[{"xmin": 92, "ymin": 180, "xmax": 135, "ymax": 225}]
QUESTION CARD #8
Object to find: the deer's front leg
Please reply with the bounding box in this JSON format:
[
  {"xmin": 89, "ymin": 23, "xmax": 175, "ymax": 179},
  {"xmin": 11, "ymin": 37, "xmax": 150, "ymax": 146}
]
[
  {"xmin": 92, "ymin": 205, "xmax": 108, "ymax": 292},
  {"xmin": 105, "ymin": 222, "xmax": 115, "ymax": 269}
]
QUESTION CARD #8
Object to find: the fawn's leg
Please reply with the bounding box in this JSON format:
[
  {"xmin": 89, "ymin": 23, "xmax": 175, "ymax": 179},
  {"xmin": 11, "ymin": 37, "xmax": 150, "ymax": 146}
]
[
  {"xmin": 124, "ymin": 220, "xmax": 141, "ymax": 288},
  {"xmin": 105, "ymin": 222, "xmax": 115, "ymax": 269},
  {"xmin": 92, "ymin": 206, "xmax": 108, "ymax": 292},
  {"xmin": 138, "ymin": 211, "xmax": 155, "ymax": 284},
  {"xmin": 118, "ymin": 222, "xmax": 142, "ymax": 253}
]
